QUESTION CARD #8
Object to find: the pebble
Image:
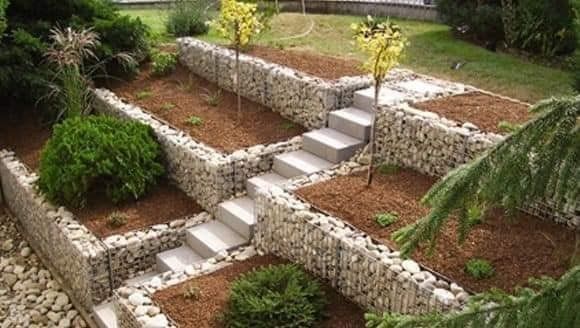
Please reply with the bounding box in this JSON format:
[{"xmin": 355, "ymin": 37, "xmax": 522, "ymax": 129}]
[{"xmin": 0, "ymin": 209, "xmax": 86, "ymax": 327}]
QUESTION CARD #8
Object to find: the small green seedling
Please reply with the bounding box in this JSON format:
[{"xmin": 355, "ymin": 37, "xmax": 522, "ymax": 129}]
[
  {"xmin": 467, "ymin": 206, "xmax": 484, "ymax": 226},
  {"xmin": 136, "ymin": 90, "xmax": 153, "ymax": 100},
  {"xmin": 107, "ymin": 211, "xmax": 128, "ymax": 228},
  {"xmin": 378, "ymin": 163, "xmax": 400, "ymax": 175},
  {"xmin": 497, "ymin": 121, "xmax": 521, "ymax": 134},
  {"xmin": 465, "ymin": 258, "xmax": 494, "ymax": 280},
  {"xmin": 200, "ymin": 88, "xmax": 222, "ymax": 107},
  {"xmin": 186, "ymin": 116, "xmax": 203, "ymax": 126},
  {"xmin": 183, "ymin": 283, "xmax": 202, "ymax": 300},
  {"xmin": 281, "ymin": 121, "xmax": 296, "ymax": 130},
  {"xmin": 375, "ymin": 212, "xmax": 399, "ymax": 227},
  {"xmin": 161, "ymin": 102, "xmax": 175, "ymax": 111}
]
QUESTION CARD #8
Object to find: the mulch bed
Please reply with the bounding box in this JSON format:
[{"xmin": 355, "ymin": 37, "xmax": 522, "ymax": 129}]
[
  {"xmin": 296, "ymin": 168, "xmax": 576, "ymax": 293},
  {"xmin": 108, "ymin": 63, "xmax": 306, "ymax": 153},
  {"xmin": 244, "ymin": 45, "xmax": 364, "ymax": 80},
  {"xmin": 412, "ymin": 92, "xmax": 530, "ymax": 134},
  {"xmin": 153, "ymin": 255, "xmax": 366, "ymax": 328},
  {"xmin": 0, "ymin": 113, "xmax": 203, "ymax": 238}
]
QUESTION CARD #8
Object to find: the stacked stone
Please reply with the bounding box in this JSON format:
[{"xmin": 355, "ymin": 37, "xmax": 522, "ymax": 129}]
[
  {"xmin": 254, "ymin": 186, "xmax": 467, "ymax": 314},
  {"xmin": 177, "ymin": 38, "xmax": 373, "ymax": 129},
  {"xmin": 103, "ymin": 212, "xmax": 212, "ymax": 288},
  {"xmin": 0, "ymin": 150, "xmax": 108, "ymax": 310},
  {"xmin": 115, "ymin": 246, "xmax": 258, "ymax": 328}
]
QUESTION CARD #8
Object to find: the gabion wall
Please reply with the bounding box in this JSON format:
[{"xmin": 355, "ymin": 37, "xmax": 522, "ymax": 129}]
[{"xmin": 177, "ymin": 38, "xmax": 372, "ymax": 129}]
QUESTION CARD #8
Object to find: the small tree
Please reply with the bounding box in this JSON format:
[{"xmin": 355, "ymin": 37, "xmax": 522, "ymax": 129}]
[
  {"xmin": 352, "ymin": 16, "xmax": 407, "ymax": 186},
  {"xmin": 211, "ymin": 0, "xmax": 263, "ymax": 120}
]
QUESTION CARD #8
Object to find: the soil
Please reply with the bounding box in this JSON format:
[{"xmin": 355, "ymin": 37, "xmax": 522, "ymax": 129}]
[
  {"xmin": 244, "ymin": 45, "xmax": 364, "ymax": 80},
  {"xmin": 0, "ymin": 113, "xmax": 203, "ymax": 238},
  {"xmin": 412, "ymin": 92, "xmax": 530, "ymax": 134},
  {"xmin": 109, "ymin": 64, "xmax": 306, "ymax": 153},
  {"xmin": 153, "ymin": 255, "xmax": 366, "ymax": 328},
  {"xmin": 296, "ymin": 168, "xmax": 577, "ymax": 293}
]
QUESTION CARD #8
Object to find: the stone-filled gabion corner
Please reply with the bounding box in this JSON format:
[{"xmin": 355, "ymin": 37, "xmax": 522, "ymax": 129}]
[{"xmin": 177, "ymin": 37, "xmax": 373, "ymax": 129}]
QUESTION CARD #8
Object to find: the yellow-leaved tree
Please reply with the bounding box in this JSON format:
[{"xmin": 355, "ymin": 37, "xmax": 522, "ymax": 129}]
[
  {"xmin": 210, "ymin": 0, "xmax": 263, "ymax": 120},
  {"xmin": 352, "ymin": 16, "xmax": 407, "ymax": 186}
]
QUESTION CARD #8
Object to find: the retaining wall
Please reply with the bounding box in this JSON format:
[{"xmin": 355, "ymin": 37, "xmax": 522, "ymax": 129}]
[
  {"xmin": 177, "ymin": 38, "xmax": 372, "ymax": 130},
  {"xmin": 0, "ymin": 150, "xmax": 213, "ymax": 310},
  {"xmin": 93, "ymin": 89, "xmax": 302, "ymax": 214}
]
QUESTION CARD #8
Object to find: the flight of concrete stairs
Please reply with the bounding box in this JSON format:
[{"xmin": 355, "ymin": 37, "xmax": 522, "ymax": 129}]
[{"xmin": 93, "ymin": 88, "xmax": 377, "ymax": 328}]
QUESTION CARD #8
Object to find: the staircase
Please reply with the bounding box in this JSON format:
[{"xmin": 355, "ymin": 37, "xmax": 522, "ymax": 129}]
[{"xmin": 92, "ymin": 87, "xmax": 379, "ymax": 328}]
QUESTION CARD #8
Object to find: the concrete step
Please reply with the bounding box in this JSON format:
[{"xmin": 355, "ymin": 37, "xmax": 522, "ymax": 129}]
[
  {"xmin": 156, "ymin": 245, "xmax": 203, "ymax": 273},
  {"xmin": 303, "ymin": 128, "xmax": 365, "ymax": 163},
  {"xmin": 246, "ymin": 172, "xmax": 287, "ymax": 199},
  {"xmin": 398, "ymin": 79, "xmax": 445, "ymax": 97},
  {"xmin": 93, "ymin": 301, "xmax": 117, "ymax": 328},
  {"xmin": 217, "ymin": 197, "xmax": 255, "ymax": 239},
  {"xmin": 273, "ymin": 150, "xmax": 333, "ymax": 178},
  {"xmin": 124, "ymin": 271, "xmax": 158, "ymax": 287},
  {"xmin": 328, "ymin": 107, "xmax": 372, "ymax": 141},
  {"xmin": 185, "ymin": 220, "xmax": 247, "ymax": 258},
  {"xmin": 354, "ymin": 87, "xmax": 407, "ymax": 112}
]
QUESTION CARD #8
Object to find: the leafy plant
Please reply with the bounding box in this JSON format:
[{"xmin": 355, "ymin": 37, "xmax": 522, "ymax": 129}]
[
  {"xmin": 223, "ymin": 264, "xmax": 327, "ymax": 328},
  {"xmin": 166, "ymin": 0, "xmax": 213, "ymax": 37},
  {"xmin": 210, "ymin": 0, "xmax": 263, "ymax": 120},
  {"xmin": 186, "ymin": 116, "xmax": 203, "ymax": 126},
  {"xmin": 183, "ymin": 282, "xmax": 202, "ymax": 300},
  {"xmin": 107, "ymin": 211, "xmax": 128, "ymax": 228},
  {"xmin": 375, "ymin": 212, "xmax": 399, "ymax": 227},
  {"xmin": 465, "ymin": 258, "xmax": 495, "ymax": 279},
  {"xmin": 378, "ymin": 163, "xmax": 400, "ymax": 175},
  {"xmin": 38, "ymin": 116, "xmax": 165, "ymax": 208},
  {"xmin": 497, "ymin": 120, "xmax": 522, "ymax": 134},
  {"xmin": 161, "ymin": 102, "xmax": 175, "ymax": 111},
  {"xmin": 352, "ymin": 16, "xmax": 407, "ymax": 186},
  {"xmin": 136, "ymin": 89, "xmax": 152, "ymax": 100},
  {"xmin": 200, "ymin": 87, "xmax": 222, "ymax": 107},
  {"xmin": 151, "ymin": 51, "xmax": 177, "ymax": 76}
]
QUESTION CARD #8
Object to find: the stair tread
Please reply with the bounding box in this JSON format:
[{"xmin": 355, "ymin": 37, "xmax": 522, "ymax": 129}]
[
  {"xmin": 187, "ymin": 220, "xmax": 247, "ymax": 254},
  {"xmin": 248, "ymin": 172, "xmax": 287, "ymax": 189},
  {"xmin": 330, "ymin": 107, "xmax": 372, "ymax": 126},
  {"xmin": 398, "ymin": 79, "xmax": 445, "ymax": 95},
  {"xmin": 219, "ymin": 197, "xmax": 255, "ymax": 225},
  {"xmin": 274, "ymin": 150, "xmax": 333, "ymax": 177},
  {"xmin": 93, "ymin": 302, "xmax": 117, "ymax": 328},
  {"xmin": 125, "ymin": 271, "xmax": 158, "ymax": 287},
  {"xmin": 156, "ymin": 245, "xmax": 203, "ymax": 272},
  {"xmin": 355, "ymin": 87, "xmax": 407, "ymax": 106},
  {"xmin": 304, "ymin": 128, "xmax": 363, "ymax": 149}
]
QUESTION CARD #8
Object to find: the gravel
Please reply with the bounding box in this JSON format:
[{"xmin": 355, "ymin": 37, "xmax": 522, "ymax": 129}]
[{"xmin": 0, "ymin": 207, "xmax": 86, "ymax": 328}]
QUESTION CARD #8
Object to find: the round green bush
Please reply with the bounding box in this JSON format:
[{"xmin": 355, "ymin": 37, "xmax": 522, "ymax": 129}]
[
  {"xmin": 465, "ymin": 258, "xmax": 495, "ymax": 280},
  {"xmin": 223, "ymin": 264, "xmax": 327, "ymax": 328},
  {"xmin": 38, "ymin": 115, "xmax": 165, "ymax": 208}
]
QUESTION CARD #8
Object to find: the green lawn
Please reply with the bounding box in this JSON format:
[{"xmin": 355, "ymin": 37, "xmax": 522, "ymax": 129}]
[{"xmin": 123, "ymin": 9, "xmax": 575, "ymax": 103}]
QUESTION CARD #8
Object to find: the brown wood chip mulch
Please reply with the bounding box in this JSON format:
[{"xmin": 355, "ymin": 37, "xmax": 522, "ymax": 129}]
[
  {"xmin": 412, "ymin": 92, "xmax": 530, "ymax": 134},
  {"xmin": 153, "ymin": 255, "xmax": 366, "ymax": 328},
  {"xmin": 296, "ymin": 168, "xmax": 576, "ymax": 293}
]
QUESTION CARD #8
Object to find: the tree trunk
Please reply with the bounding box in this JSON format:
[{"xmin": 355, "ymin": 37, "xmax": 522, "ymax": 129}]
[
  {"xmin": 235, "ymin": 46, "xmax": 241, "ymax": 121},
  {"xmin": 366, "ymin": 80, "xmax": 380, "ymax": 186},
  {"xmin": 301, "ymin": 0, "xmax": 306, "ymax": 15}
]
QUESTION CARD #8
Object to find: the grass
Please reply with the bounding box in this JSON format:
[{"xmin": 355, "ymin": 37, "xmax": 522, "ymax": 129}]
[{"xmin": 120, "ymin": 9, "xmax": 575, "ymax": 102}]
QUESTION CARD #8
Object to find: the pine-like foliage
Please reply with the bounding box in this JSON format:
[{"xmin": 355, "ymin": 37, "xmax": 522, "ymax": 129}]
[
  {"xmin": 393, "ymin": 96, "xmax": 580, "ymax": 256},
  {"xmin": 366, "ymin": 265, "xmax": 580, "ymax": 328},
  {"xmin": 0, "ymin": 0, "xmax": 7, "ymax": 36}
]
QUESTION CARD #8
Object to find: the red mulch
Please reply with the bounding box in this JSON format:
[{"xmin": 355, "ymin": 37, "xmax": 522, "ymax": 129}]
[
  {"xmin": 0, "ymin": 114, "xmax": 203, "ymax": 238},
  {"xmin": 244, "ymin": 45, "xmax": 364, "ymax": 80},
  {"xmin": 412, "ymin": 92, "xmax": 530, "ymax": 134},
  {"xmin": 296, "ymin": 168, "xmax": 576, "ymax": 293},
  {"xmin": 109, "ymin": 63, "xmax": 305, "ymax": 153},
  {"xmin": 153, "ymin": 255, "xmax": 366, "ymax": 328}
]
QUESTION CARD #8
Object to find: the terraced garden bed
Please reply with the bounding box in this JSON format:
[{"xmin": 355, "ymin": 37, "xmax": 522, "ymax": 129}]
[
  {"xmin": 108, "ymin": 63, "xmax": 306, "ymax": 153},
  {"xmin": 412, "ymin": 91, "xmax": 530, "ymax": 134},
  {"xmin": 0, "ymin": 114, "xmax": 203, "ymax": 237},
  {"xmin": 295, "ymin": 168, "xmax": 576, "ymax": 293},
  {"xmin": 152, "ymin": 255, "xmax": 366, "ymax": 328}
]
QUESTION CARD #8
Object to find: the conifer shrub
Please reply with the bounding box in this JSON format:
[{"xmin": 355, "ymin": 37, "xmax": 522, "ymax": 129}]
[
  {"xmin": 38, "ymin": 116, "xmax": 165, "ymax": 208},
  {"xmin": 465, "ymin": 258, "xmax": 495, "ymax": 279},
  {"xmin": 166, "ymin": 0, "xmax": 212, "ymax": 37},
  {"xmin": 223, "ymin": 264, "xmax": 326, "ymax": 328}
]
